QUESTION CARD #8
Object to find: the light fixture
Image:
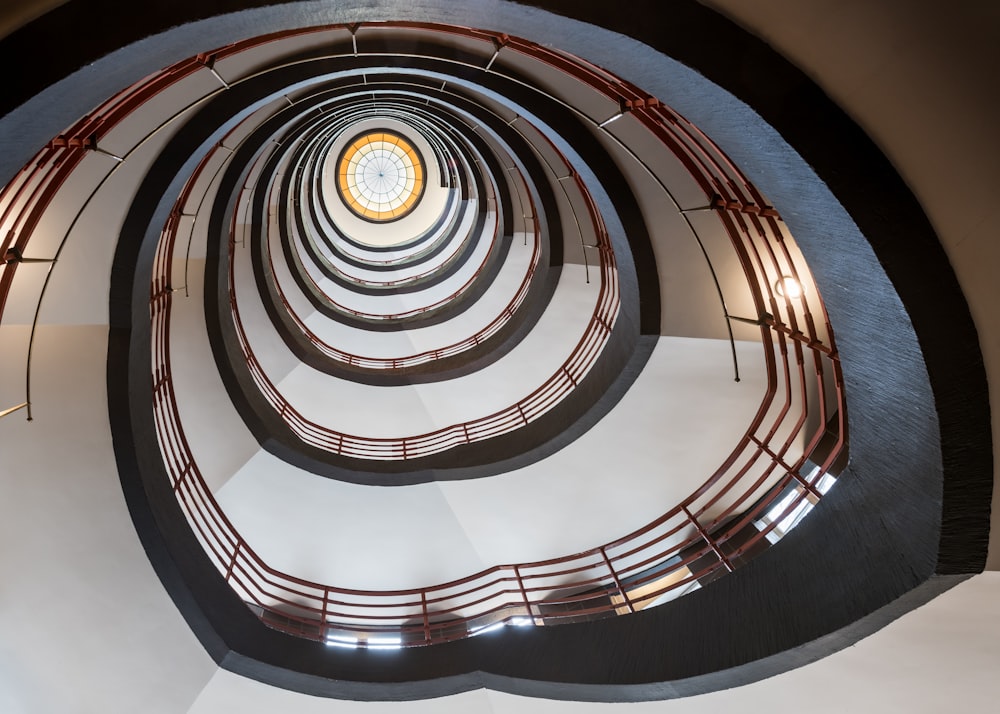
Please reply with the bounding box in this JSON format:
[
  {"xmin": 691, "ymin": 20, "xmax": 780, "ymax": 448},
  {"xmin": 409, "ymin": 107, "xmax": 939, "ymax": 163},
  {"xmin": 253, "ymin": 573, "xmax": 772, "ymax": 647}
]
[{"xmin": 775, "ymin": 275, "xmax": 803, "ymax": 299}]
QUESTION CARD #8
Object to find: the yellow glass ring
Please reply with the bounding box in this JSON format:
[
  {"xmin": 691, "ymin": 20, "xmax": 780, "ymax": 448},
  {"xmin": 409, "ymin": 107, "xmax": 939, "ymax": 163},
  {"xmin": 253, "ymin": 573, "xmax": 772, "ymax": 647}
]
[{"xmin": 336, "ymin": 131, "xmax": 425, "ymax": 221}]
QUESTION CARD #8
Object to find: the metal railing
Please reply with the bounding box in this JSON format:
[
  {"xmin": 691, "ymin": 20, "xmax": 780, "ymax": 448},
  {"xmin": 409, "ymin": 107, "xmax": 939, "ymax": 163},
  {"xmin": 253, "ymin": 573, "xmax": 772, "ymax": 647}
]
[
  {"xmin": 0, "ymin": 53, "xmax": 233, "ymax": 420},
  {"xmin": 149, "ymin": 25, "xmax": 842, "ymax": 644},
  {"xmin": 241, "ymin": 104, "xmax": 544, "ymax": 369},
  {"xmin": 268, "ymin": 180, "xmax": 542, "ymax": 370},
  {"xmin": 264, "ymin": 146, "xmax": 508, "ymax": 322},
  {"xmin": 0, "ymin": 21, "xmax": 845, "ymax": 647},
  {"xmin": 224, "ymin": 151, "xmax": 618, "ymax": 458}
]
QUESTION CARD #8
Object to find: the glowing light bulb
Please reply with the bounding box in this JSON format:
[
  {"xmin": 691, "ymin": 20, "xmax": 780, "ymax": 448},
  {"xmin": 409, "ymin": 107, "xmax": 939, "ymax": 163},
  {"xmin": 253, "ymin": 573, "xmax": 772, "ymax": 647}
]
[{"xmin": 775, "ymin": 276, "xmax": 803, "ymax": 299}]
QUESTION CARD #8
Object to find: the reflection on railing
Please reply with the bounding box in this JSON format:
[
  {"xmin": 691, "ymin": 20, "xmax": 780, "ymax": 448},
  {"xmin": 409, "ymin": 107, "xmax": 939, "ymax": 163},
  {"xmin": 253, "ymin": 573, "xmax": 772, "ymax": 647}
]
[{"xmin": 0, "ymin": 401, "xmax": 29, "ymax": 419}]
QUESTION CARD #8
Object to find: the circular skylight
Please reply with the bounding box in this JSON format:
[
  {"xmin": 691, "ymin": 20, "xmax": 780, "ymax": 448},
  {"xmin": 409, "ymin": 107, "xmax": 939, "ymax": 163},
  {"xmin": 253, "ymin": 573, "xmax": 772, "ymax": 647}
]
[{"xmin": 337, "ymin": 131, "xmax": 424, "ymax": 221}]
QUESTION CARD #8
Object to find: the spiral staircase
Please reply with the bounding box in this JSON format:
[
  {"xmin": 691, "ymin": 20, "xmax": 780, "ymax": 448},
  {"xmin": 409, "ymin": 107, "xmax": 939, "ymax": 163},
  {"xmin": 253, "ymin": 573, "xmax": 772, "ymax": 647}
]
[{"xmin": 0, "ymin": 1, "xmax": 995, "ymax": 711}]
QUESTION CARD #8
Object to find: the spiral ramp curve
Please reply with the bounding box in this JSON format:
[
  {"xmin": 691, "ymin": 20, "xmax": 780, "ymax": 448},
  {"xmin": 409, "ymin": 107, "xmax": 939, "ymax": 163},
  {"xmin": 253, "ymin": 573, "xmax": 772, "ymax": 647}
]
[{"xmin": 0, "ymin": 0, "xmax": 993, "ymax": 709}]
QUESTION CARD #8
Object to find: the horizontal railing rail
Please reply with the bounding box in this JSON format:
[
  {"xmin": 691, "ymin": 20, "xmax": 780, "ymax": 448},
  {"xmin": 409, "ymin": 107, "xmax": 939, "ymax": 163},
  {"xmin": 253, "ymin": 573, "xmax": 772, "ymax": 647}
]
[{"xmin": 1, "ymin": 52, "xmax": 236, "ymax": 419}]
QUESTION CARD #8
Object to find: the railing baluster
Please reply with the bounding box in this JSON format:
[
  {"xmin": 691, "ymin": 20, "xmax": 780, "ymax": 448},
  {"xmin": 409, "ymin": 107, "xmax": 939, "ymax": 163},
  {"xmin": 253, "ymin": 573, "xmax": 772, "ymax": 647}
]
[
  {"xmin": 683, "ymin": 506, "xmax": 734, "ymax": 573},
  {"xmin": 513, "ymin": 565, "xmax": 534, "ymax": 624},
  {"xmin": 600, "ymin": 547, "xmax": 634, "ymax": 614},
  {"xmin": 421, "ymin": 591, "xmax": 431, "ymax": 643},
  {"xmin": 225, "ymin": 542, "xmax": 241, "ymax": 582}
]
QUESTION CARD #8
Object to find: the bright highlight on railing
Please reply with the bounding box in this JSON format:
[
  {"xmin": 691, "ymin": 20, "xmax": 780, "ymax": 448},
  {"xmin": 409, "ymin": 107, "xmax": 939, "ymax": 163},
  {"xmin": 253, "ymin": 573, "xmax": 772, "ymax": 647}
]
[
  {"xmin": 469, "ymin": 616, "xmax": 535, "ymax": 637},
  {"xmin": 324, "ymin": 634, "xmax": 403, "ymax": 650},
  {"xmin": 756, "ymin": 470, "xmax": 837, "ymax": 544}
]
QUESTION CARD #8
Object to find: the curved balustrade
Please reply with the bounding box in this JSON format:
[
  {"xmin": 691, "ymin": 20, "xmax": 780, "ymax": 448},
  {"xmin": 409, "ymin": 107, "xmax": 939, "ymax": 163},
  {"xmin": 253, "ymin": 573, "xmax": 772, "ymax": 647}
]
[
  {"xmin": 148, "ymin": 26, "xmax": 842, "ymax": 645},
  {"xmin": 265, "ymin": 140, "xmax": 505, "ymax": 321},
  {"xmin": 209, "ymin": 69, "xmax": 619, "ymax": 457},
  {"xmin": 224, "ymin": 155, "xmax": 616, "ymax": 458},
  {"xmin": 153, "ymin": 167, "xmax": 839, "ymax": 645},
  {"xmin": 2, "ymin": 21, "xmax": 845, "ymax": 648},
  {"xmin": 243, "ymin": 97, "xmax": 543, "ymax": 370},
  {"xmin": 1, "ymin": 52, "xmax": 230, "ymax": 419},
  {"xmin": 289, "ymin": 103, "xmax": 479, "ymax": 285},
  {"xmin": 268, "ymin": 194, "xmax": 540, "ymax": 370}
]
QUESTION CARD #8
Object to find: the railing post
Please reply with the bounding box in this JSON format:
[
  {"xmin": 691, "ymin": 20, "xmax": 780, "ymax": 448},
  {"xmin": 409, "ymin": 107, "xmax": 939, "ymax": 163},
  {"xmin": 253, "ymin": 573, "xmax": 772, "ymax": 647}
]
[
  {"xmin": 749, "ymin": 435, "xmax": 823, "ymax": 500},
  {"xmin": 321, "ymin": 588, "xmax": 330, "ymax": 643},
  {"xmin": 599, "ymin": 546, "xmax": 634, "ymax": 613},
  {"xmin": 682, "ymin": 506, "xmax": 734, "ymax": 573},
  {"xmin": 421, "ymin": 591, "xmax": 431, "ymax": 643},
  {"xmin": 513, "ymin": 565, "xmax": 534, "ymax": 623},
  {"xmin": 173, "ymin": 461, "xmax": 192, "ymax": 493}
]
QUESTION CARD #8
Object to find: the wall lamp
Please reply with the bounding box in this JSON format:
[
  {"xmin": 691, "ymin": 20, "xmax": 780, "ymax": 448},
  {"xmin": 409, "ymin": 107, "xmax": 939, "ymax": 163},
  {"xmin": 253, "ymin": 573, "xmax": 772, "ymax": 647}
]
[{"xmin": 775, "ymin": 275, "xmax": 803, "ymax": 299}]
